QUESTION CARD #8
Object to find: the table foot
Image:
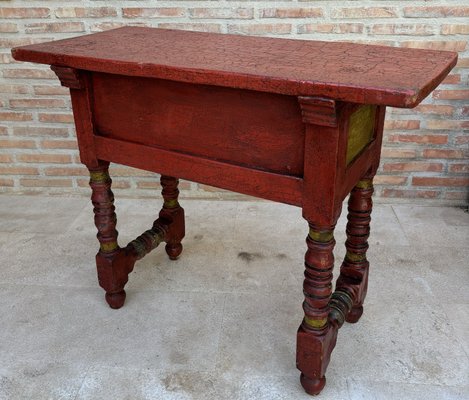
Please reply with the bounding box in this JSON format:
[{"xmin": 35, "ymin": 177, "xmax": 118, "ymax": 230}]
[
  {"xmin": 297, "ymin": 323, "xmax": 338, "ymax": 396},
  {"xmin": 165, "ymin": 243, "xmax": 183, "ymax": 260},
  {"xmin": 300, "ymin": 374, "xmax": 326, "ymax": 396},
  {"xmin": 105, "ymin": 290, "xmax": 126, "ymax": 309},
  {"xmin": 345, "ymin": 305, "xmax": 363, "ymax": 323}
]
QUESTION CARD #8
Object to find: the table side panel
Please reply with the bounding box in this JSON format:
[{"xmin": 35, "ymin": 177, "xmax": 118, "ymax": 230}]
[
  {"xmin": 91, "ymin": 73, "xmax": 305, "ymax": 176},
  {"xmin": 339, "ymin": 105, "xmax": 386, "ymax": 201},
  {"xmin": 345, "ymin": 105, "xmax": 377, "ymax": 166}
]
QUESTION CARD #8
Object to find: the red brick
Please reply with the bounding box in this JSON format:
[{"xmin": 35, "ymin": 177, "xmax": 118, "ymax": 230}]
[
  {"xmin": 423, "ymin": 149, "xmax": 465, "ymax": 159},
  {"xmin": 444, "ymin": 191, "xmax": 469, "ymax": 200},
  {"xmin": 17, "ymin": 154, "xmax": 72, "ymax": 164},
  {"xmin": 77, "ymin": 178, "xmax": 130, "ymax": 190},
  {"xmin": 0, "ymin": 8, "xmax": 50, "ymax": 19},
  {"xmin": 45, "ymin": 167, "xmax": 87, "ymax": 176},
  {"xmin": 40, "ymin": 140, "xmax": 78, "ymax": 150},
  {"xmin": 299, "ymin": 23, "xmax": 363, "ymax": 34},
  {"xmin": 10, "ymin": 98, "xmax": 67, "ymax": 108},
  {"xmin": 456, "ymin": 58, "xmax": 469, "ymax": 68},
  {"xmin": 123, "ymin": 8, "xmax": 185, "ymax": 18},
  {"xmin": 38, "ymin": 113, "xmax": 74, "ymax": 124},
  {"xmin": 387, "ymin": 134, "xmax": 447, "ymax": 145},
  {"xmin": 433, "ymin": 90, "xmax": 469, "ymax": 100},
  {"xmin": 414, "ymin": 105, "xmax": 454, "ymax": 116},
  {"xmin": 412, "ymin": 177, "xmax": 469, "ymax": 187},
  {"xmin": 426, "ymin": 120, "xmax": 466, "ymax": 130},
  {"xmin": 136, "ymin": 181, "xmax": 161, "ymax": 190},
  {"xmin": 0, "ymin": 112, "xmax": 33, "ymax": 121},
  {"xmin": 403, "ymin": 6, "xmax": 469, "ymax": 18},
  {"xmin": 0, "ymin": 139, "xmax": 36, "ymax": 149},
  {"xmin": 260, "ymin": 8, "xmax": 323, "ymax": 18},
  {"xmin": 401, "ymin": 41, "xmax": 467, "ymax": 52},
  {"xmin": 350, "ymin": 40, "xmax": 395, "ymax": 46},
  {"xmin": 0, "ymin": 37, "xmax": 39, "ymax": 48},
  {"xmin": 25, "ymin": 22, "xmax": 85, "ymax": 34},
  {"xmin": 228, "ymin": 24, "xmax": 291, "ymax": 35},
  {"xmin": 382, "ymin": 189, "xmax": 440, "ymax": 199},
  {"xmin": 0, "ymin": 154, "xmax": 13, "ymax": 163},
  {"xmin": 3, "ymin": 68, "xmax": 55, "ymax": 79},
  {"xmin": 383, "ymin": 162, "xmax": 443, "ymax": 172},
  {"xmin": 384, "ymin": 120, "xmax": 420, "ymax": 130},
  {"xmin": 0, "ymin": 23, "xmax": 18, "ymax": 33},
  {"xmin": 190, "ymin": 8, "xmax": 253, "ymax": 19},
  {"xmin": 373, "ymin": 175, "xmax": 407, "ymax": 185},
  {"xmin": 442, "ymin": 74, "xmax": 461, "ymax": 84},
  {"xmin": 158, "ymin": 23, "xmax": 221, "ymax": 33},
  {"xmin": 109, "ymin": 166, "xmax": 155, "ymax": 177},
  {"xmin": 0, "ymin": 127, "xmax": 7, "ymax": 136},
  {"xmin": 331, "ymin": 8, "xmax": 397, "ymax": 19},
  {"xmin": 55, "ymin": 7, "xmax": 117, "ymax": 18},
  {"xmin": 109, "ymin": 180, "xmax": 132, "ymax": 190},
  {"xmin": 0, "ymin": 84, "xmax": 30, "ymax": 94},
  {"xmin": 33, "ymin": 85, "xmax": 68, "ymax": 96},
  {"xmin": 441, "ymin": 25, "xmax": 469, "ymax": 35},
  {"xmin": 298, "ymin": 24, "xmax": 334, "ymax": 34},
  {"xmin": 0, "ymin": 179, "xmax": 14, "ymax": 187},
  {"xmin": 77, "ymin": 179, "xmax": 90, "ymax": 188},
  {"xmin": 0, "ymin": 166, "xmax": 38, "ymax": 175},
  {"xmin": 449, "ymin": 164, "xmax": 469, "ymax": 173},
  {"xmin": 90, "ymin": 22, "xmax": 130, "ymax": 32},
  {"xmin": 13, "ymin": 126, "xmax": 69, "ymax": 138},
  {"xmin": 370, "ymin": 24, "xmax": 434, "ymax": 36},
  {"xmin": 20, "ymin": 178, "xmax": 73, "ymax": 187}
]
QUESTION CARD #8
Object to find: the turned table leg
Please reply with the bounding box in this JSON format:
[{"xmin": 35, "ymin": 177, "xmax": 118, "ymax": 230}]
[
  {"xmin": 336, "ymin": 178, "xmax": 374, "ymax": 323},
  {"xmin": 88, "ymin": 162, "xmax": 129, "ymax": 309},
  {"xmin": 297, "ymin": 225, "xmax": 338, "ymax": 395},
  {"xmin": 159, "ymin": 175, "xmax": 185, "ymax": 260}
]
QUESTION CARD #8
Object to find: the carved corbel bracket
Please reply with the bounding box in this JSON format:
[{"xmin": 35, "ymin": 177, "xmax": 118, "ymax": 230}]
[
  {"xmin": 298, "ymin": 96, "xmax": 339, "ymax": 127},
  {"xmin": 51, "ymin": 65, "xmax": 83, "ymax": 89}
]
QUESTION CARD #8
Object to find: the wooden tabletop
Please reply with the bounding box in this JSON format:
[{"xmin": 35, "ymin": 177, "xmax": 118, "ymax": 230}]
[{"xmin": 12, "ymin": 26, "xmax": 457, "ymax": 108}]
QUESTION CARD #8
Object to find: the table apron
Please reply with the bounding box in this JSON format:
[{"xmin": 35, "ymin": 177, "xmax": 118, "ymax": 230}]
[{"xmin": 94, "ymin": 135, "xmax": 303, "ymax": 206}]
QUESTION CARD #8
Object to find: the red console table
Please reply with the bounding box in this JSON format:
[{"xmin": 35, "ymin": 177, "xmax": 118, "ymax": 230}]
[{"xmin": 12, "ymin": 27, "xmax": 457, "ymax": 395}]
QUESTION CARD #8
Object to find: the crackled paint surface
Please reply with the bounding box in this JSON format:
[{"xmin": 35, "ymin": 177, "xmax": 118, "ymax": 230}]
[{"xmin": 12, "ymin": 26, "xmax": 457, "ymax": 107}]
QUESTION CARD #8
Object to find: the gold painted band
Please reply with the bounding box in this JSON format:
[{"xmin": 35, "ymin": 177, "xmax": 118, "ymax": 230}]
[
  {"xmin": 345, "ymin": 251, "xmax": 367, "ymax": 262},
  {"xmin": 304, "ymin": 316, "xmax": 328, "ymax": 329},
  {"xmin": 308, "ymin": 229, "xmax": 334, "ymax": 243},
  {"xmin": 355, "ymin": 179, "xmax": 373, "ymax": 189},
  {"xmin": 89, "ymin": 170, "xmax": 110, "ymax": 183},
  {"xmin": 100, "ymin": 241, "xmax": 118, "ymax": 253},
  {"xmin": 164, "ymin": 199, "xmax": 179, "ymax": 209}
]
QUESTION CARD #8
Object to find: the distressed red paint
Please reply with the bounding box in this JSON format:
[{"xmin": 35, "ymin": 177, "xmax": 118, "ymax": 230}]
[{"xmin": 11, "ymin": 27, "xmax": 456, "ymax": 395}]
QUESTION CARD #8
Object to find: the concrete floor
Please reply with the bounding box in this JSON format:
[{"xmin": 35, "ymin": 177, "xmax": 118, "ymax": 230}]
[{"xmin": 0, "ymin": 194, "xmax": 467, "ymax": 400}]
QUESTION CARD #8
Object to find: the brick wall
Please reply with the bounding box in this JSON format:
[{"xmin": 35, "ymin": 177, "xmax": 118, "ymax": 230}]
[{"xmin": 0, "ymin": 1, "xmax": 468, "ymax": 203}]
